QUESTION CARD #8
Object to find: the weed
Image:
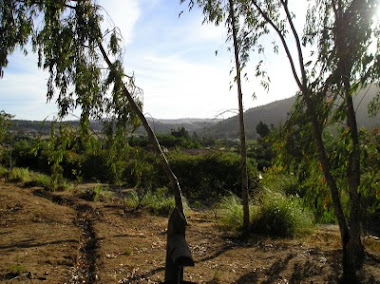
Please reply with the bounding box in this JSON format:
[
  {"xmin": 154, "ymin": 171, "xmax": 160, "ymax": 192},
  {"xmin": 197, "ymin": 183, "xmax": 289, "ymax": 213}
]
[
  {"xmin": 125, "ymin": 246, "xmax": 132, "ymax": 256},
  {"xmin": 7, "ymin": 263, "xmax": 27, "ymax": 277},
  {"xmin": 124, "ymin": 191, "xmax": 139, "ymax": 209},
  {"xmin": 93, "ymin": 184, "xmax": 112, "ymax": 202}
]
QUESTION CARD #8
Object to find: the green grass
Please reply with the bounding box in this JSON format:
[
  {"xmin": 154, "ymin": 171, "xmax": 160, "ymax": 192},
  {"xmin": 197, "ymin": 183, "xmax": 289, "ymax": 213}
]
[
  {"xmin": 141, "ymin": 189, "xmax": 176, "ymax": 216},
  {"xmin": 216, "ymin": 194, "xmax": 246, "ymax": 231},
  {"xmin": 124, "ymin": 191, "xmax": 140, "ymax": 209},
  {"xmin": 7, "ymin": 263, "xmax": 27, "ymax": 276},
  {"xmin": 216, "ymin": 189, "xmax": 314, "ymax": 237},
  {"xmin": 124, "ymin": 187, "xmax": 190, "ymax": 216},
  {"xmin": 251, "ymin": 187, "xmax": 314, "ymax": 238},
  {"xmin": 25, "ymin": 172, "xmax": 52, "ymax": 189},
  {"xmin": 93, "ymin": 184, "xmax": 113, "ymax": 202},
  {"xmin": 0, "ymin": 165, "xmax": 8, "ymax": 178},
  {"xmin": 8, "ymin": 167, "xmax": 32, "ymax": 183}
]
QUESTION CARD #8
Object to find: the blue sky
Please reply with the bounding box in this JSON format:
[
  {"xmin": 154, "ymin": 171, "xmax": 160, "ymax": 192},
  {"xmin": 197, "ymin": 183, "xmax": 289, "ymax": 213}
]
[{"xmin": 0, "ymin": 0, "xmax": 303, "ymax": 120}]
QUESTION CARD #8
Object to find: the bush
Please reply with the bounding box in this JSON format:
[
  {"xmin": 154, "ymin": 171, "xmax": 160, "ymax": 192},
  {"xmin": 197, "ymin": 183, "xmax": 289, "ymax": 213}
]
[
  {"xmin": 168, "ymin": 151, "xmax": 258, "ymax": 204},
  {"xmin": 251, "ymin": 188, "xmax": 314, "ymax": 238}
]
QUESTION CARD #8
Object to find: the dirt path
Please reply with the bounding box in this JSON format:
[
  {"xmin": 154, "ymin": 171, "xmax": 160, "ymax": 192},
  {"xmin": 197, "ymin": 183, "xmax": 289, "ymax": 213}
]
[
  {"xmin": 32, "ymin": 189, "xmax": 100, "ymax": 283},
  {"xmin": 0, "ymin": 183, "xmax": 379, "ymax": 283}
]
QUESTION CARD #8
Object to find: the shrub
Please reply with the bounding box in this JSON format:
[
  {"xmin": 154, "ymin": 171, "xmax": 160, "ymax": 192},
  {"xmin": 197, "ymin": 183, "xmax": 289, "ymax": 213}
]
[
  {"xmin": 168, "ymin": 151, "xmax": 258, "ymax": 204},
  {"xmin": 251, "ymin": 188, "xmax": 314, "ymax": 238}
]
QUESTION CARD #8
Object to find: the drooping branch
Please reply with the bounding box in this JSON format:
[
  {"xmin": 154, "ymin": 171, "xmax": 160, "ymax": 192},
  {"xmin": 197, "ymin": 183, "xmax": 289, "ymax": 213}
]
[{"xmin": 97, "ymin": 41, "xmax": 185, "ymax": 215}]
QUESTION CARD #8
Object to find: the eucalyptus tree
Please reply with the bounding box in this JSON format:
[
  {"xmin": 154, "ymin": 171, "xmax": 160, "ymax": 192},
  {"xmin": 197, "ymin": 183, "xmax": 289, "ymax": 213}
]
[
  {"xmin": 224, "ymin": 0, "xmax": 379, "ymax": 281},
  {"xmin": 0, "ymin": 0, "xmax": 185, "ymax": 214},
  {"xmin": 181, "ymin": 0, "xmax": 252, "ymax": 231}
]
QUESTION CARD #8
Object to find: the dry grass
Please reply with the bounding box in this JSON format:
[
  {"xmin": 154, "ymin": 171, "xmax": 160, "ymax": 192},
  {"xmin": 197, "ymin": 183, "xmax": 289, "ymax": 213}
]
[{"xmin": 0, "ymin": 182, "xmax": 379, "ymax": 283}]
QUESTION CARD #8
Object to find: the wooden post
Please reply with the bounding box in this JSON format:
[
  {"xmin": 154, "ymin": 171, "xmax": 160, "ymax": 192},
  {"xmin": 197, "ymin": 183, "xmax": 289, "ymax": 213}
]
[{"xmin": 165, "ymin": 208, "xmax": 194, "ymax": 283}]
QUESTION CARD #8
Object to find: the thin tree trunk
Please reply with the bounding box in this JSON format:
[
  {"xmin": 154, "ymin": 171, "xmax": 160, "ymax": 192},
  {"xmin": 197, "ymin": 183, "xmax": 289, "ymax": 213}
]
[
  {"xmin": 333, "ymin": 0, "xmax": 365, "ymax": 276},
  {"xmin": 342, "ymin": 83, "xmax": 364, "ymax": 282},
  {"xmin": 98, "ymin": 42, "xmax": 185, "ymax": 215},
  {"xmin": 229, "ymin": 0, "xmax": 250, "ymax": 231}
]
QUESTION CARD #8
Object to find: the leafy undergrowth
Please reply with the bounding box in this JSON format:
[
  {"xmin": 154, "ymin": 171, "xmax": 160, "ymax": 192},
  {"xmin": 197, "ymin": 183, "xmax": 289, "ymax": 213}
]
[{"xmin": 0, "ymin": 182, "xmax": 379, "ymax": 283}]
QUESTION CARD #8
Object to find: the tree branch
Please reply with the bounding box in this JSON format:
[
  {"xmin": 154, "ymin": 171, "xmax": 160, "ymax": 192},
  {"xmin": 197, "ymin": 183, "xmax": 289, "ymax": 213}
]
[
  {"xmin": 97, "ymin": 40, "xmax": 185, "ymax": 215},
  {"xmin": 249, "ymin": 1, "xmax": 303, "ymax": 91},
  {"xmin": 280, "ymin": 0, "xmax": 308, "ymax": 90}
]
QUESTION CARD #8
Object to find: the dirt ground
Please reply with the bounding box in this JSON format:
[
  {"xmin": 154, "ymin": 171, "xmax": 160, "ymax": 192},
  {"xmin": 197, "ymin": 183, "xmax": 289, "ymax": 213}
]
[{"xmin": 0, "ymin": 183, "xmax": 379, "ymax": 284}]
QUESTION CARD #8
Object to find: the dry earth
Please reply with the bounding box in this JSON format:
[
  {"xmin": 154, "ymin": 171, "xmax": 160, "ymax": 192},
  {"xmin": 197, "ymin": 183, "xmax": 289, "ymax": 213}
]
[{"xmin": 0, "ymin": 183, "xmax": 379, "ymax": 283}]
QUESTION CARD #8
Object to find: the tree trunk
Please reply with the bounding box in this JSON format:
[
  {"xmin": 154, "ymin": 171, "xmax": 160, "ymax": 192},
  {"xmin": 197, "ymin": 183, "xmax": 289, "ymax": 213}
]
[
  {"xmin": 342, "ymin": 85, "xmax": 364, "ymax": 281},
  {"xmin": 98, "ymin": 42, "xmax": 185, "ymax": 215},
  {"xmin": 229, "ymin": 0, "xmax": 250, "ymax": 231}
]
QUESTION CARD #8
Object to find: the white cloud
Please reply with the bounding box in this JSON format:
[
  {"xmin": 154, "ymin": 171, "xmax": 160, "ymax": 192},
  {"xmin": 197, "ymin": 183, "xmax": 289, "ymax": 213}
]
[{"xmin": 100, "ymin": 0, "xmax": 141, "ymax": 45}]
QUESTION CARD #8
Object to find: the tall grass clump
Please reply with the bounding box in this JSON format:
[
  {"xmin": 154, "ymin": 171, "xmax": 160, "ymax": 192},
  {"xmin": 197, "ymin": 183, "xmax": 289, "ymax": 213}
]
[
  {"xmin": 216, "ymin": 194, "xmax": 256, "ymax": 231},
  {"xmin": 251, "ymin": 188, "xmax": 314, "ymax": 238},
  {"xmin": 0, "ymin": 166, "xmax": 8, "ymax": 178},
  {"xmin": 8, "ymin": 167, "xmax": 32, "ymax": 183},
  {"xmin": 93, "ymin": 184, "xmax": 113, "ymax": 202},
  {"xmin": 141, "ymin": 188, "xmax": 176, "ymax": 216},
  {"xmin": 124, "ymin": 190, "xmax": 140, "ymax": 209},
  {"xmin": 24, "ymin": 172, "xmax": 53, "ymax": 190}
]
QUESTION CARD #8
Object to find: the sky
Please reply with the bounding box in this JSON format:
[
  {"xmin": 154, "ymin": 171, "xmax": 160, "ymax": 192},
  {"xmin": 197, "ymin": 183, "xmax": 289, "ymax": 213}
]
[{"xmin": 0, "ymin": 0, "xmax": 306, "ymax": 121}]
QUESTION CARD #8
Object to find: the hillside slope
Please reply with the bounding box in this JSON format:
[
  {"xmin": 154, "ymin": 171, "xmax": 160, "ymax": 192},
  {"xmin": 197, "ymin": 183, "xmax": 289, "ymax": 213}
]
[{"xmin": 205, "ymin": 85, "xmax": 380, "ymax": 139}]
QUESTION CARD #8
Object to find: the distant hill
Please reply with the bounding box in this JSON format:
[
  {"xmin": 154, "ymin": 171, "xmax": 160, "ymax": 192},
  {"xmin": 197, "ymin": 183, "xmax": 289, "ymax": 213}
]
[
  {"xmin": 10, "ymin": 117, "xmax": 222, "ymax": 137},
  {"xmin": 9, "ymin": 85, "xmax": 379, "ymax": 139},
  {"xmin": 203, "ymin": 96, "xmax": 296, "ymax": 139},
  {"xmin": 203, "ymin": 85, "xmax": 380, "ymax": 139}
]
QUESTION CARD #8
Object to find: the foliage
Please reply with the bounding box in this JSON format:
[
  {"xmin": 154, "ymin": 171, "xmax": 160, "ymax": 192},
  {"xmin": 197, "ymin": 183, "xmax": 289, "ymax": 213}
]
[
  {"xmin": 25, "ymin": 173, "xmax": 52, "ymax": 190},
  {"xmin": 7, "ymin": 167, "xmax": 32, "ymax": 183},
  {"xmin": 256, "ymin": 121, "xmax": 270, "ymax": 138},
  {"xmin": 124, "ymin": 190, "xmax": 140, "ymax": 209},
  {"xmin": 0, "ymin": 110, "xmax": 13, "ymax": 144},
  {"xmin": 260, "ymin": 166, "xmax": 299, "ymax": 196},
  {"xmin": 0, "ymin": 111, "xmax": 14, "ymax": 166},
  {"xmin": 251, "ymin": 187, "xmax": 314, "ymax": 238},
  {"xmin": 0, "ymin": 165, "xmax": 8, "ymax": 177},
  {"xmin": 140, "ymin": 188, "xmax": 176, "ymax": 216},
  {"xmin": 93, "ymin": 184, "xmax": 113, "ymax": 202},
  {"xmin": 216, "ymin": 194, "xmax": 246, "ymax": 231},
  {"xmin": 7, "ymin": 263, "xmax": 27, "ymax": 277},
  {"xmin": 169, "ymin": 150, "xmax": 257, "ymax": 203}
]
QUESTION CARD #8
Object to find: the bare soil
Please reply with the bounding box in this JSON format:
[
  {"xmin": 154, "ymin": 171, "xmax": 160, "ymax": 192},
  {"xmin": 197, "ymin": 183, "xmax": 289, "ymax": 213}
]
[{"xmin": 0, "ymin": 183, "xmax": 379, "ymax": 283}]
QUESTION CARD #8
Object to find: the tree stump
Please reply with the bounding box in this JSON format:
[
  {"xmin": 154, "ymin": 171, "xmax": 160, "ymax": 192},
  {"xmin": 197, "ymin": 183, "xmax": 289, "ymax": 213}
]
[{"xmin": 164, "ymin": 208, "xmax": 194, "ymax": 283}]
